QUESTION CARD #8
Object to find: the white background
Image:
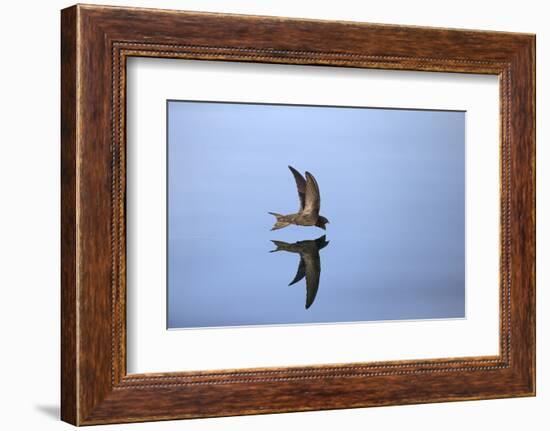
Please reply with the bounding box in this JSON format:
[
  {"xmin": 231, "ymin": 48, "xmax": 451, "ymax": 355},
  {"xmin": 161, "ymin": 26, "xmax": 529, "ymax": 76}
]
[
  {"xmin": 0, "ymin": 0, "xmax": 546, "ymax": 430},
  {"xmin": 127, "ymin": 59, "xmax": 500, "ymax": 373}
]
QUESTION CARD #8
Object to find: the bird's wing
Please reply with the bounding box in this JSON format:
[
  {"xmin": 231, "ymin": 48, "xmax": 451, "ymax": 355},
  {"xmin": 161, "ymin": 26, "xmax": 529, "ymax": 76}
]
[
  {"xmin": 288, "ymin": 257, "xmax": 306, "ymax": 286},
  {"xmin": 303, "ymin": 250, "xmax": 321, "ymax": 309},
  {"xmin": 288, "ymin": 166, "xmax": 307, "ymax": 211},
  {"xmin": 303, "ymin": 172, "xmax": 321, "ymax": 218}
]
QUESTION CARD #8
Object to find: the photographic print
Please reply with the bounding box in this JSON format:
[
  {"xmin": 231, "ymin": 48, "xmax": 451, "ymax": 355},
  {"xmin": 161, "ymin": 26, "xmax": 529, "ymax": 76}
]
[
  {"xmin": 60, "ymin": 7, "xmax": 536, "ymax": 422},
  {"xmin": 167, "ymin": 100, "xmax": 465, "ymax": 329}
]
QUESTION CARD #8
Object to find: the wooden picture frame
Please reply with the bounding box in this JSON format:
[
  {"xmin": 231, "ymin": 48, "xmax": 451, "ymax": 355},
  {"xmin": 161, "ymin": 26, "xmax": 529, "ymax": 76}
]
[{"xmin": 61, "ymin": 4, "xmax": 535, "ymax": 425}]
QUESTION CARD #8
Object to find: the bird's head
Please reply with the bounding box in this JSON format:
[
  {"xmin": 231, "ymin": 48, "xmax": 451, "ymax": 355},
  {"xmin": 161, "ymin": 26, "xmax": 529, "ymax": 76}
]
[{"xmin": 316, "ymin": 216, "xmax": 330, "ymax": 230}]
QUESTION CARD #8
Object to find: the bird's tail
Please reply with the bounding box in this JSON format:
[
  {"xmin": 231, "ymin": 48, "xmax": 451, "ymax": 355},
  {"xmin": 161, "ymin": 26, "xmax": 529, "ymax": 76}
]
[
  {"xmin": 268, "ymin": 212, "xmax": 290, "ymax": 231},
  {"xmin": 269, "ymin": 240, "xmax": 291, "ymax": 253}
]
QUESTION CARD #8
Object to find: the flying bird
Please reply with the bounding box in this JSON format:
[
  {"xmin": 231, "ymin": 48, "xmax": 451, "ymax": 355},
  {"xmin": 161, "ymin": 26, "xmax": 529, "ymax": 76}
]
[
  {"xmin": 270, "ymin": 235, "xmax": 330, "ymax": 309},
  {"xmin": 269, "ymin": 166, "xmax": 330, "ymax": 231}
]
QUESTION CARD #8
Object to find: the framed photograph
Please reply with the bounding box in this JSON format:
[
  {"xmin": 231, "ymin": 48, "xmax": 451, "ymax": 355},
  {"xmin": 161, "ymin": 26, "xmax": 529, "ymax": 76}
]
[{"xmin": 61, "ymin": 4, "xmax": 536, "ymax": 425}]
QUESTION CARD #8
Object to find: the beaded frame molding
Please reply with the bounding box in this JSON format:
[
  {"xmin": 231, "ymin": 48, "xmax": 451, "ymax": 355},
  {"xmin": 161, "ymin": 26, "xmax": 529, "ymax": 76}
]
[{"xmin": 61, "ymin": 4, "xmax": 535, "ymax": 425}]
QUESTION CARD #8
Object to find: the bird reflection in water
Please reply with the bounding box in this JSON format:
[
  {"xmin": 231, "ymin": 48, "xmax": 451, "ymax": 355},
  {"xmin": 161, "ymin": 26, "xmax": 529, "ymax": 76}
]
[{"xmin": 270, "ymin": 235, "xmax": 330, "ymax": 309}]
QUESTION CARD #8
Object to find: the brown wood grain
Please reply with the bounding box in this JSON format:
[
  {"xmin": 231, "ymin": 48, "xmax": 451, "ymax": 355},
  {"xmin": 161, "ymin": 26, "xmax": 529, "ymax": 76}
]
[
  {"xmin": 60, "ymin": 5, "xmax": 78, "ymax": 425},
  {"xmin": 61, "ymin": 4, "xmax": 535, "ymax": 425}
]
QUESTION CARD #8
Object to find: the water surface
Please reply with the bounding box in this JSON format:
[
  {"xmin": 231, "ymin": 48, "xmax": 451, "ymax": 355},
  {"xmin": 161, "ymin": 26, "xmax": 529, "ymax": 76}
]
[{"xmin": 167, "ymin": 101, "xmax": 465, "ymax": 329}]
